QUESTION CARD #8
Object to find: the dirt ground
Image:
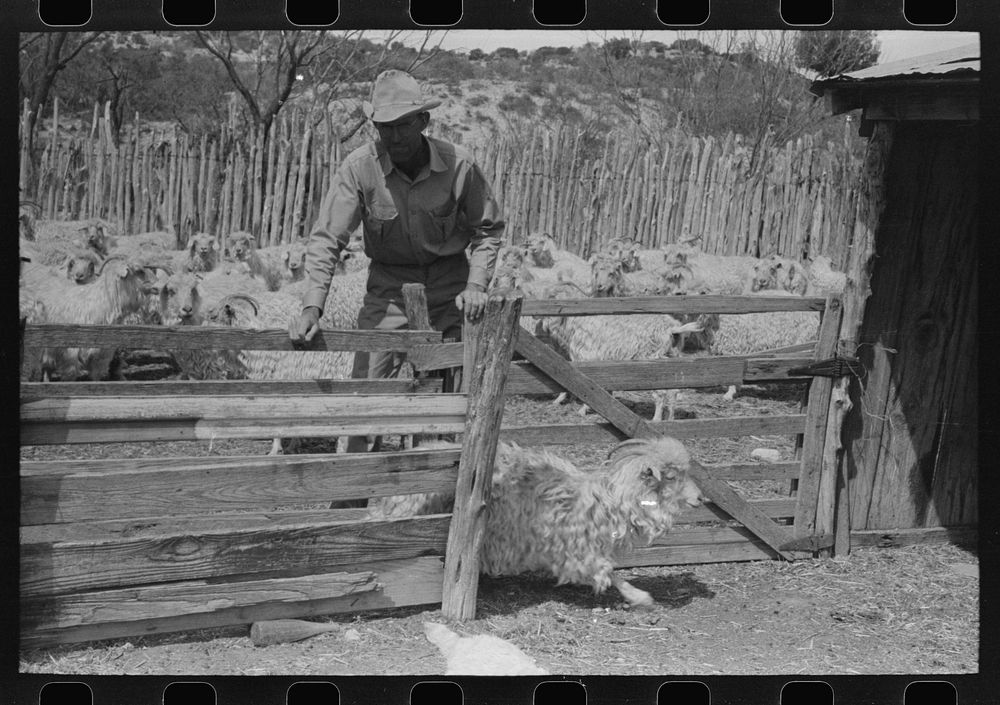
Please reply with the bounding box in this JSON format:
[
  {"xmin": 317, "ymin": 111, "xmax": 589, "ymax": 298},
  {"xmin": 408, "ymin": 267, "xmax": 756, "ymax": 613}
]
[{"xmin": 19, "ymin": 386, "xmax": 980, "ymax": 676}]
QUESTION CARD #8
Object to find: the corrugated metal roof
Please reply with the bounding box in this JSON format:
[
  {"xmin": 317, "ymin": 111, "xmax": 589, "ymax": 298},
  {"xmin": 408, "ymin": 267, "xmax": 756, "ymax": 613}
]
[{"xmin": 816, "ymin": 40, "xmax": 979, "ymax": 86}]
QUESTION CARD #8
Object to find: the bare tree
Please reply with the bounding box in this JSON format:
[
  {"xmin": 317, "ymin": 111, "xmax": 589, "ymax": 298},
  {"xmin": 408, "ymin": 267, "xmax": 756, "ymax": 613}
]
[
  {"xmin": 18, "ymin": 31, "xmax": 104, "ymax": 151},
  {"xmin": 195, "ymin": 30, "xmax": 447, "ymax": 144},
  {"xmin": 194, "ymin": 30, "xmax": 328, "ymax": 137}
]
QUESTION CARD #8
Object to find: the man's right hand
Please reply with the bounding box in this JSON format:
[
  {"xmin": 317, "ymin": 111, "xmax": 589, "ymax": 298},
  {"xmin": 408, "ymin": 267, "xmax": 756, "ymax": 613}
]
[{"xmin": 289, "ymin": 306, "xmax": 321, "ymax": 346}]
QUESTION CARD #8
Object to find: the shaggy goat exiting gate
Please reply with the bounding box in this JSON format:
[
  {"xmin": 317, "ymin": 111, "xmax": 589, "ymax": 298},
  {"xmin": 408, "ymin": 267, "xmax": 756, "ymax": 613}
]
[{"xmin": 372, "ymin": 436, "xmax": 704, "ymax": 608}]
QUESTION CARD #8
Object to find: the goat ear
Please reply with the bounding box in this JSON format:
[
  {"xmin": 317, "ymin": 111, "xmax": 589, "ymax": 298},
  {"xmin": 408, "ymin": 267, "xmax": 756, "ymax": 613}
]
[
  {"xmin": 282, "ymin": 250, "xmax": 290, "ymax": 262},
  {"xmin": 211, "ymin": 239, "xmax": 220, "ymax": 251}
]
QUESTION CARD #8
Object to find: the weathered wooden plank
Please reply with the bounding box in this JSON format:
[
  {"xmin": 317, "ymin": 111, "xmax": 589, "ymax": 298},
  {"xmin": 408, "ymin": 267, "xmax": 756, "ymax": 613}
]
[
  {"xmin": 411, "ymin": 344, "xmax": 814, "ymax": 387},
  {"xmin": 817, "ymin": 377, "xmax": 852, "ymax": 556},
  {"xmin": 849, "ymin": 526, "xmax": 977, "ymax": 549},
  {"xmin": 617, "ymin": 538, "xmax": 778, "ymax": 567},
  {"xmin": 442, "ymin": 293, "xmax": 522, "ymax": 620},
  {"xmin": 21, "ymin": 378, "xmax": 444, "ymax": 399},
  {"xmin": 22, "ymin": 498, "xmax": 798, "ymax": 546},
  {"xmin": 21, "ymin": 393, "xmax": 467, "ymax": 423},
  {"xmin": 20, "ymin": 557, "xmax": 444, "ymax": 649},
  {"xmin": 21, "ymin": 449, "xmax": 461, "ymax": 525},
  {"xmin": 861, "ymin": 86, "xmax": 979, "ymax": 122},
  {"xmin": 23, "ymin": 569, "xmax": 380, "ymax": 633},
  {"xmin": 407, "ymin": 342, "xmax": 464, "ymax": 372},
  {"xmin": 519, "ymin": 295, "xmax": 827, "ymax": 317},
  {"xmin": 21, "ymin": 515, "xmax": 451, "ymax": 597},
  {"xmin": 500, "ymin": 415, "xmax": 807, "ymax": 446},
  {"xmin": 793, "ymin": 295, "xmax": 844, "ymax": 539},
  {"xmin": 22, "ymin": 324, "xmax": 442, "ymax": 352},
  {"xmin": 22, "ymin": 416, "xmax": 468, "ymax": 445},
  {"xmin": 505, "ymin": 357, "xmax": 812, "ymax": 394},
  {"xmin": 22, "ymin": 509, "xmax": 375, "ymax": 544}
]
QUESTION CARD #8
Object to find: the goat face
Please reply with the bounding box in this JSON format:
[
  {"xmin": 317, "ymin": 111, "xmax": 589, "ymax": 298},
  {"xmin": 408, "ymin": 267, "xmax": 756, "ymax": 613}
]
[
  {"xmin": 188, "ymin": 233, "xmax": 220, "ymax": 270},
  {"xmin": 156, "ymin": 273, "xmax": 202, "ymax": 325},
  {"xmin": 282, "ymin": 243, "xmax": 307, "ymax": 280},
  {"xmin": 66, "ymin": 252, "xmax": 99, "ymax": 285},
  {"xmin": 226, "ymin": 233, "xmax": 256, "ymax": 262},
  {"xmin": 751, "ymin": 259, "xmax": 780, "ymax": 292},
  {"xmin": 526, "ymin": 233, "xmax": 556, "ymax": 268},
  {"xmin": 606, "ymin": 437, "xmax": 704, "ymax": 540},
  {"xmin": 589, "ymin": 254, "xmax": 624, "ymax": 297},
  {"xmin": 606, "ymin": 238, "xmax": 642, "ymax": 273}
]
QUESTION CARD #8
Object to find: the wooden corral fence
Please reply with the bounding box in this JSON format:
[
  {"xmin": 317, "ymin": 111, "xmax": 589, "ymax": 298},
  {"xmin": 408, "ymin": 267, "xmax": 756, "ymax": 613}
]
[
  {"xmin": 474, "ymin": 123, "xmax": 861, "ymax": 267},
  {"xmin": 18, "ymin": 293, "xmax": 523, "ymax": 647},
  {"xmin": 20, "ymin": 289, "xmax": 955, "ymax": 646},
  {"xmin": 20, "ymin": 100, "xmax": 860, "ymax": 267}
]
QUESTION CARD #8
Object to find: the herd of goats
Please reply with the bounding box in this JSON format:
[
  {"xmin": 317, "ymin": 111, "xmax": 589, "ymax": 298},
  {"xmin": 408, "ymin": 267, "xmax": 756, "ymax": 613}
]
[{"xmin": 18, "ymin": 205, "xmax": 845, "ymax": 421}]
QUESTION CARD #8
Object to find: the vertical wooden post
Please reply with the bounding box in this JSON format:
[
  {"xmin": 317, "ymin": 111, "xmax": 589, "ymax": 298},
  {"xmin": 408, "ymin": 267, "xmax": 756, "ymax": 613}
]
[
  {"xmin": 401, "ymin": 282, "xmax": 432, "ymax": 382},
  {"xmin": 441, "ymin": 293, "xmax": 522, "ymax": 621},
  {"xmin": 792, "ymin": 295, "xmax": 845, "ymax": 545}
]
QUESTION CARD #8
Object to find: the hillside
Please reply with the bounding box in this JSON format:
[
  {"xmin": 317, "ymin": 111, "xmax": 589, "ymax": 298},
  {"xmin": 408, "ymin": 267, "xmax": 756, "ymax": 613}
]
[{"xmin": 25, "ymin": 31, "xmax": 857, "ymax": 159}]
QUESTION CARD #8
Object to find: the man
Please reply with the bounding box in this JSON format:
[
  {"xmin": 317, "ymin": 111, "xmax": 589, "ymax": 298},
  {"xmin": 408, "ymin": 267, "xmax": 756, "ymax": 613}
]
[{"xmin": 289, "ymin": 69, "xmax": 504, "ymax": 453}]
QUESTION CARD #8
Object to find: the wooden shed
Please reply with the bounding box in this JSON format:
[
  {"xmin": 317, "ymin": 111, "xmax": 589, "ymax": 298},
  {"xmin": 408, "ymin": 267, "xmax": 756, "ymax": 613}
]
[{"xmin": 809, "ymin": 42, "xmax": 979, "ymax": 537}]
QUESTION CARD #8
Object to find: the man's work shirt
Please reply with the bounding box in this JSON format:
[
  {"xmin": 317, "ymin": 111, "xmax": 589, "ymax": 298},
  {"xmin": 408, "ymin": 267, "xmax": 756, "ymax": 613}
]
[{"xmin": 303, "ymin": 135, "xmax": 504, "ymax": 322}]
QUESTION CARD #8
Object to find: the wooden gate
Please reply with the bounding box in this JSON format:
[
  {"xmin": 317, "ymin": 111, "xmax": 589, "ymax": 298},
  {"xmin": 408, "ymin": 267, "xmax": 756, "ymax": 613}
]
[{"xmin": 411, "ymin": 292, "xmax": 852, "ymax": 564}]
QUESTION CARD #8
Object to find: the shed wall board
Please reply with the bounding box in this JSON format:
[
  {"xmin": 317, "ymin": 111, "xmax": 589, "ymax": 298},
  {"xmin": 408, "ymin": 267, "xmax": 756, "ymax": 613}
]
[{"xmin": 845, "ymin": 122, "xmax": 978, "ymax": 530}]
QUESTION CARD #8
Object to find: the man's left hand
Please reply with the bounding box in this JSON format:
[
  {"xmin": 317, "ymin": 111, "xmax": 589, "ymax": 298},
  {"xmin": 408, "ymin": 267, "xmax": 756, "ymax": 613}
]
[{"xmin": 456, "ymin": 285, "xmax": 488, "ymax": 321}]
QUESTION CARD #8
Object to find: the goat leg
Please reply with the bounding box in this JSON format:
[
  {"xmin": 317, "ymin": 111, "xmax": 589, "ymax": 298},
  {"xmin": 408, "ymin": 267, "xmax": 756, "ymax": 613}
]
[{"xmin": 611, "ymin": 574, "xmax": 655, "ymax": 609}]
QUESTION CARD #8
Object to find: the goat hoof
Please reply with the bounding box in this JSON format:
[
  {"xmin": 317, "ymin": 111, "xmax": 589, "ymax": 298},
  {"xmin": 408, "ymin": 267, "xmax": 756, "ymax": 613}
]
[{"xmin": 628, "ymin": 600, "xmax": 657, "ymax": 611}]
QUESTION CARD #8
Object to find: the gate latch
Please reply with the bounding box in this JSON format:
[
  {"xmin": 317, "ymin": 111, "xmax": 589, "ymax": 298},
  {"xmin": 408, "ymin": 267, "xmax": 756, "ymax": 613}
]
[{"xmin": 788, "ymin": 355, "xmax": 862, "ymax": 379}]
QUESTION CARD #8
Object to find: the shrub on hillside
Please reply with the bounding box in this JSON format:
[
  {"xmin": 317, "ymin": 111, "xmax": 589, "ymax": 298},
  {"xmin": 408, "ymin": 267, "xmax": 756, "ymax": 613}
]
[{"xmin": 498, "ymin": 92, "xmax": 536, "ymax": 118}]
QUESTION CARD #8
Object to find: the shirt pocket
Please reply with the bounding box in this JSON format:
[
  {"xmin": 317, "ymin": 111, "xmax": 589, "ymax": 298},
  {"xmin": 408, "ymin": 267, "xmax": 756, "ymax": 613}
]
[
  {"xmin": 426, "ymin": 201, "xmax": 458, "ymax": 243},
  {"xmin": 362, "ymin": 200, "xmax": 398, "ymax": 250}
]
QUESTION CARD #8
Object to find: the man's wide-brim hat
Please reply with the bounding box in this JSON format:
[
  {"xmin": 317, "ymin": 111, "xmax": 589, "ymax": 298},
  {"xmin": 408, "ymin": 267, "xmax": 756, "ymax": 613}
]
[{"xmin": 362, "ymin": 69, "xmax": 442, "ymax": 123}]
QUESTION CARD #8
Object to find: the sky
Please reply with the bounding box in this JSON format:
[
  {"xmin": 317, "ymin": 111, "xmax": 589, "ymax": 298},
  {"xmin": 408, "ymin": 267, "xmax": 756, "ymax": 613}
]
[{"xmin": 387, "ymin": 29, "xmax": 978, "ymax": 65}]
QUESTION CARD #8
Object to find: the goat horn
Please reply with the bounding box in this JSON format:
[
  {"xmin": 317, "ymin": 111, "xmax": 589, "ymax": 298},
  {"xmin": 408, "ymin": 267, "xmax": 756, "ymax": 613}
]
[
  {"xmin": 144, "ymin": 262, "xmax": 174, "ymax": 275},
  {"xmin": 607, "ymin": 438, "xmax": 651, "ymax": 460},
  {"xmin": 217, "ymin": 293, "xmax": 259, "ymax": 316},
  {"xmin": 96, "ymin": 253, "xmax": 128, "ymax": 276}
]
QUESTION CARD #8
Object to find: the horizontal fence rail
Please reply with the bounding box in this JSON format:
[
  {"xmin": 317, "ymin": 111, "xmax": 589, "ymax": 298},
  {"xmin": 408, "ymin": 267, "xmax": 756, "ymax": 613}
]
[{"xmin": 22, "ymin": 324, "xmax": 442, "ymax": 352}]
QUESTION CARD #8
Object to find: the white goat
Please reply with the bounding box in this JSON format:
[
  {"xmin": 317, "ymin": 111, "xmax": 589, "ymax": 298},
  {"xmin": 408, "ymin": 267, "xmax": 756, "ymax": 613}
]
[
  {"xmin": 185, "ymin": 232, "xmax": 221, "ymax": 273},
  {"xmin": 597, "ymin": 237, "xmax": 645, "ymax": 273},
  {"xmin": 373, "ymin": 437, "xmax": 703, "ymax": 608},
  {"xmin": 224, "ymin": 231, "xmax": 269, "ymax": 276},
  {"xmin": 64, "ymin": 249, "xmax": 104, "ymax": 285},
  {"xmin": 749, "ymin": 254, "xmax": 809, "ymax": 295},
  {"xmin": 806, "ymin": 255, "xmax": 847, "ymax": 296},
  {"xmin": 152, "ymin": 270, "xmax": 258, "ymax": 381},
  {"xmin": 589, "ymin": 252, "xmax": 678, "ymax": 297},
  {"xmin": 19, "ymin": 254, "xmax": 164, "ymax": 381},
  {"xmin": 523, "ymin": 233, "xmax": 591, "ymax": 286},
  {"xmin": 661, "ymin": 243, "xmax": 761, "ymax": 295},
  {"xmin": 279, "ymin": 240, "xmax": 308, "ymax": 284},
  {"xmin": 525, "ymin": 232, "xmax": 559, "ymax": 268}
]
